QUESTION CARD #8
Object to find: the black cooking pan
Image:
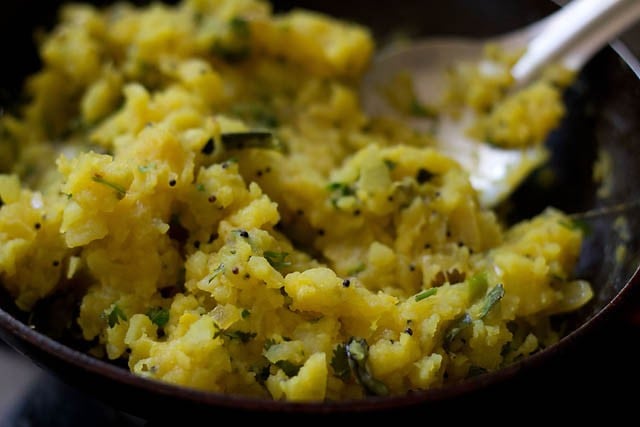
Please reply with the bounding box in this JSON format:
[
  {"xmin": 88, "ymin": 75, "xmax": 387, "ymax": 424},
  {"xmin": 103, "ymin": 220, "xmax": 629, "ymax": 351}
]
[{"xmin": 1, "ymin": 0, "xmax": 640, "ymax": 422}]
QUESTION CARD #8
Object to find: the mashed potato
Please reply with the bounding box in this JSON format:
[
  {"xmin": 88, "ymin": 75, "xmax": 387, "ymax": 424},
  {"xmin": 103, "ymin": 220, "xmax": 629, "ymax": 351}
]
[{"xmin": 0, "ymin": 0, "xmax": 592, "ymax": 401}]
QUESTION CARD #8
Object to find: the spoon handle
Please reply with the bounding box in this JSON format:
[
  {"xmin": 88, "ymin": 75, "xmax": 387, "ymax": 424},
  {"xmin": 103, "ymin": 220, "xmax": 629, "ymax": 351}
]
[{"xmin": 511, "ymin": 0, "xmax": 640, "ymax": 85}]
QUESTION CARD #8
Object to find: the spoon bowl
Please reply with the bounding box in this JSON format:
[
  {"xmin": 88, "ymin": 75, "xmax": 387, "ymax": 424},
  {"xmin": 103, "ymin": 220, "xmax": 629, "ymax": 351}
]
[{"xmin": 361, "ymin": 0, "xmax": 640, "ymax": 207}]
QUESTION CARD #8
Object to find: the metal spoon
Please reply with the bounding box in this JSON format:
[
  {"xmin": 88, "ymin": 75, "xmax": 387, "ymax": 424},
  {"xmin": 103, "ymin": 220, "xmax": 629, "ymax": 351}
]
[{"xmin": 361, "ymin": 0, "xmax": 640, "ymax": 208}]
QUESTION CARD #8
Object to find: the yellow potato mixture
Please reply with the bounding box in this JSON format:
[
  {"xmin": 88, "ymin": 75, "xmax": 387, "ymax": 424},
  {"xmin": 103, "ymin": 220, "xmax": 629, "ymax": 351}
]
[{"xmin": 0, "ymin": 0, "xmax": 592, "ymax": 401}]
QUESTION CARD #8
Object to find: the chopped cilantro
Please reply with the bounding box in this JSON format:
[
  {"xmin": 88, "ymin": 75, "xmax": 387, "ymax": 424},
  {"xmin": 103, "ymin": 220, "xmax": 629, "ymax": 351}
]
[
  {"xmin": 263, "ymin": 251, "xmax": 291, "ymax": 269},
  {"xmin": 345, "ymin": 338, "xmax": 389, "ymax": 396},
  {"xmin": 146, "ymin": 307, "xmax": 170, "ymax": 328},
  {"xmin": 275, "ymin": 360, "xmax": 301, "ymax": 377},
  {"xmin": 105, "ymin": 304, "xmax": 127, "ymax": 328},
  {"xmin": 254, "ymin": 363, "xmax": 271, "ymax": 385},
  {"xmin": 327, "ymin": 182, "xmax": 355, "ymax": 196}
]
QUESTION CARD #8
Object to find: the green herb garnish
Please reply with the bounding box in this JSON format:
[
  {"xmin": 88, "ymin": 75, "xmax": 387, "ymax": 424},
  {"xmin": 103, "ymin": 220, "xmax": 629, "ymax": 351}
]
[
  {"xmin": 275, "ymin": 360, "xmax": 302, "ymax": 377},
  {"xmin": 331, "ymin": 343, "xmax": 352, "ymax": 381},
  {"xmin": 345, "ymin": 338, "xmax": 389, "ymax": 396},
  {"xmin": 327, "ymin": 182, "xmax": 356, "ymax": 196},
  {"xmin": 146, "ymin": 307, "xmax": 170, "ymax": 328},
  {"xmin": 241, "ymin": 309, "xmax": 251, "ymax": 319},
  {"xmin": 445, "ymin": 312, "xmax": 473, "ymax": 344},
  {"xmin": 263, "ymin": 251, "xmax": 291, "ymax": 269},
  {"xmin": 221, "ymin": 131, "xmax": 285, "ymax": 152},
  {"xmin": 479, "ymin": 284, "xmax": 505, "ymax": 319},
  {"xmin": 92, "ymin": 175, "xmax": 126, "ymax": 200},
  {"xmin": 254, "ymin": 363, "xmax": 271, "ymax": 385},
  {"xmin": 105, "ymin": 304, "xmax": 127, "ymax": 328},
  {"xmin": 415, "ymin": 288, "xmax": 437, "ymax": 302},
  {"xmin": 220, "ymin": 330, "xmax": 257, "ymax": 343},
  {"xmin": 208, "ymin": 263, "xmax": 225, "ymax": 283}
]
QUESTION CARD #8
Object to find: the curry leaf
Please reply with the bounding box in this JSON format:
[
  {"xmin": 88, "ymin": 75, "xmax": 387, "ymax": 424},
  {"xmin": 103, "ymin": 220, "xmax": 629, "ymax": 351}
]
[
  {"xmin": 445, "ymin": 312, "xmax": 473, "ymax": 344},
  {"xmin": 346, "ymin": 338, "xmax": 389, "ymax": 396},
  {"xmin": 331, "ymin": 343, "xmax": 351, "ymax": 381},
  {"xmin": 479, "ymin": 284, "xmax": 505, "ymax": 319}
]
